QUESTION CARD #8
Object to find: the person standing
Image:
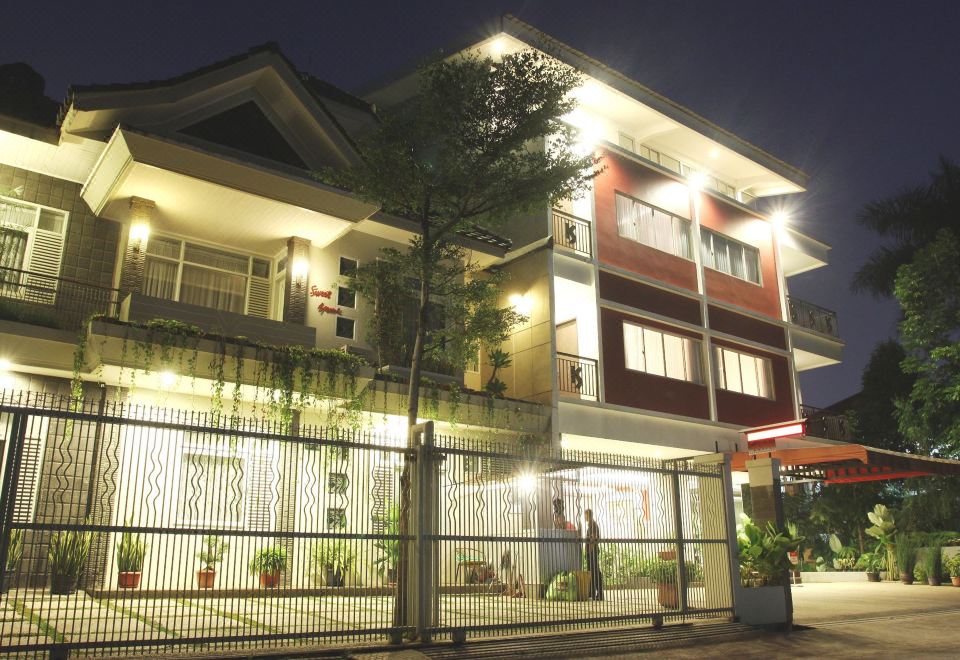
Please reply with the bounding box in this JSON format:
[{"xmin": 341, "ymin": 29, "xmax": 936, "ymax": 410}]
[{"xmin": 584, "ymin": 509, "xmax": 603, "ymax": 600}]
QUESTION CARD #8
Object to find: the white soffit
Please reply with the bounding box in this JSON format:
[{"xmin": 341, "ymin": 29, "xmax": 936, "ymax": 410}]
[{"xmin": 0, "ymin": 129, "xmax": 104, "ymax": 184}]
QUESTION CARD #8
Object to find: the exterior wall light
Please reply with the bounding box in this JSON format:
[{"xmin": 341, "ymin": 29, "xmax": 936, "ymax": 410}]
[
  {"xmin": 291, "ymin": 257, "xmax": 309, "ymax": 288},
  {"xmin": 129, "ymin": 222, "xmax": 151, "ymax": 250},
  {"xmin": 688, "ymin": 172, "xmax": 708, "ymax": 191},
  {"xmin": 509, "ymin": 293, "xmax": 532, "ymax": 317},
  {"xmin": 770, "ymin": 211, "xmax": 789, "ymax": 228},
  {"xmin": 159, "ymin": 371, "xmax": 177, "ymax": 389},
  {"xmin": 516, "ymin": 473, "xmax": 537, "ymax": 495}
]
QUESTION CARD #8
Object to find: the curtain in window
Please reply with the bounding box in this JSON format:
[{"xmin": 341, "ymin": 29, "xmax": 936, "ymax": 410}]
[
  {"xmin": 143, "ymin": 257, "xmax": 178, "ymax": 300},
  {"xmin": 701, "ymin": 232, "xmax": 714, "ymax": 269},
  {"xmin": 729, "ymin": 242, "xmax": 746, "ymax": 279},
  {"xmin": 642, "ymin": 327, "xmax": 665, "ymax": 376},
  {"xmin": 745, "ymin": 249, "xmax": 760, "ymax": 284},
  {"xmin": 180, "ymin": 265, "xmax": 246, "ymax": 313},
  {"xmin": 0, "ymin": 201, "xmax": 36, "ymax": 230},
  {"xmin": 616, "ymin": 194, "xmax": 638, "ymax": 241},
  {"xmin": 684, "ymin": 338, "xmax": 702, "ymax": 384},
  {"xmin": 663, "ymin": 333, "xmax": 686, "ymax": 380},
  {"xmin": 674, "ymin": 218, "xmax": 692, "ymax": 259},
  {"xmin": 714, "ymin": 235, "xmax": 731, "ymax": 273},
  {"xmin": 0, "ymin": 228, "xmax": 27, "ymax": 270},
  {"xmin": 623, "ymin": 322, "xmax": 644, "ymax": 371}
]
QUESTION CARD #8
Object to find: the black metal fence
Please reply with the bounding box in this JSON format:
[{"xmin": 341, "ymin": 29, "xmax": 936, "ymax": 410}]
[
  {"xmin": 0, "ymin": 266, "xmax": 120, "ymax": 332},
  {"xmin": 552, "ymin": 210, "xmax": 592, "ymax": 258},
  {"xmin": 787, "ymin": 296, "xmax": 839, "ymax": 339},
  {"xmin": 557, "ymin": 353, "xmax": 599, "ymax": 400},
  {"xmin": 0, "ymin": 391, "xmax": 734, "ymax": 656}
]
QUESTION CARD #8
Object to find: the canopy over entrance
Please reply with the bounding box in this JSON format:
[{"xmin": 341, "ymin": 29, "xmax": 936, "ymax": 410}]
[{"xmin": 731, "ymin": 445, "xmax": 960, "ymax": 484}]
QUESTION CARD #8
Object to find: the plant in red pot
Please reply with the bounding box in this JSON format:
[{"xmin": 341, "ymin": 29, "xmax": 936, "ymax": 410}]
[
  {"xmin": 196, "ymin": 535, "xmax": 228, "ymax": 589},
  {"xmin": 947, "ymin": 554, "xmax": 960, "ymax": 587},
  {"xmin": 48, "ymin": 529, "xmax": 91, "ymax": 595},
  {"xmin": 115, "ymin": 525, "xmax": 147, "ymax": 589},
  {"xmin": 250, "ymin": 546, "xmax": 287, "ymax": 589}
]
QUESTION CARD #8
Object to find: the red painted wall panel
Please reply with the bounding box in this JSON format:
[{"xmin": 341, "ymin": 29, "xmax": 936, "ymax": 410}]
[
  {"xmin": 594, "ymin": 149, "xmax": 698, "ymax": 292},
  {"xmin": 600, "ymin": 307, "xmax": 710, "ymax": 419},
  {"xmin": 708, "ymin": 304, "xmax": 787, "ymax": 349},
  {"xmin": 698, "ymin": 195, "xmax": 781, "ymax": 318},
  {"xmin": 599, "ymin": 270, "xmax": 702, "ymax": 325},
  {"xmin": 712, "ymin": 338, "xmax": 795, "ymax": 427}
]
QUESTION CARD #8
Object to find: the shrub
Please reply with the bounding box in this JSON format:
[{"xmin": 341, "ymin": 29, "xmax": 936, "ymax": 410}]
[
  {"xmin": 249, "ymin": 546, "xmax": 287, "ymax": 576},
  {"xmin": 48, "ymin": 530, "xmax": 91, "ymax": 580},
  {"xmin": 197, "ymin": 535, "xmax": 228, "ymax": 570},
  {"xmin": 5, "ymin": 529, "xmax": 23, "ymax": 570},
  {"xmin": 923, "ymin": 544, "xmax": 944, "ymax": 581},
  {"xmin": 115, "ymin": 528, "xmax": 147, "ymax": 573},
  {"xmin": 895, "ymin": 537, "xmax": 919, "ymax": 576},
  {"xmin": 946, "ymin": 554, "xmax": 960, "ymax": 578}
]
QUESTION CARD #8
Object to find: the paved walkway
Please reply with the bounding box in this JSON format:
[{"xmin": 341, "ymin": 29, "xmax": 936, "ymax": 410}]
[{"xmin": 791, "ymin": 580, "xmax": 960, "ymax": 624}]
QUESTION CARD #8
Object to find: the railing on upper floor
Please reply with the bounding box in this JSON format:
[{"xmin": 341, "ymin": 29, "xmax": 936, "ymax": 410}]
[
  {"xmin": 801, "ymin": 404, "xmax": 853, "ymax": 442},
  {"xmin": 556, "ymin": 352, "xmax": 599, "ymax": 400},
  {"xmin": 552, "ymin": 209, "xmax": 593, "ymax": 258},
  {"xmin": 787, "ymin": 296, "xmax": 840, "ymax": 339},
  {"xmin": 0, "ymin": 265, "xmax": 120, "ymax": 332}
]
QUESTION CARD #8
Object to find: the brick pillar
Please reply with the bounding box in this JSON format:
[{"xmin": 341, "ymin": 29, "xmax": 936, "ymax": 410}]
[
  {"xmin": 119, "ymin": 197, "xmax": 155, "ymax": 295},
  {"xmin": 283, "ymin": 236, "xmax": 311, "ymax": 325}
]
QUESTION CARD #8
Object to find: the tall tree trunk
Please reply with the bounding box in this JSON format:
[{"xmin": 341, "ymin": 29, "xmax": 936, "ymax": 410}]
[{"xmin": 393, "ymin": 225, "xmax": 433, "ymax": 635}]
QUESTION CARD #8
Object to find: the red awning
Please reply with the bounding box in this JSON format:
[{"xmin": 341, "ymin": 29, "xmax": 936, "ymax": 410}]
[{"xmin": 731, "ymin": 445, "xmax": 960, "ymax": 484}]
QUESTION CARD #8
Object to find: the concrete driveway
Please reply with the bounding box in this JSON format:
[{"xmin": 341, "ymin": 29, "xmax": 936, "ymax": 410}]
[{"xmin": 791, "ymin": 580, "xmax": 960, "ymax": 624}]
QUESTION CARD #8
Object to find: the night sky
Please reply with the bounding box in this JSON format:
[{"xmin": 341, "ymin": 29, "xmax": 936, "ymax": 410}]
[{"xmin": 4, "ymin": 1, "xmax": 959, "ymax": 407}]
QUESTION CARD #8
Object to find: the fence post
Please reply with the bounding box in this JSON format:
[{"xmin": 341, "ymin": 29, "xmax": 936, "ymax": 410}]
[
  {"xmin": 0, "ymin": 413, "xmax": 27, "ymax": 592},
  {"xmin": 670, "ymin": 465, "xmax": 689, "ymax": 615},
  {"xmin": 410, "ymin": 421, "xmax": 438, "ymax": 642}
]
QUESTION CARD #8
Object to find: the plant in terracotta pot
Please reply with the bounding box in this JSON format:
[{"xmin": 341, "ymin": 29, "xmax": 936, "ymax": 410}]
[
  {"xmin": 865, "ymin": 504, "xmax": 897, "ymax": 580},
  {"xmin": 895, "ymin": 537, "xmax": 918, "ymax": 584},
  {"xmin": 946, "ymin": 554, "xmax": 960, "ymax": 587},
  {"xmin": 196, "ymin": 535, "xmax": 228, "ymax": 589},
  {"xmin": 48, "ymin": 529, "xmax": 91, "ymax": 595},
  {"xmin": 115, "ymin": 525, "xmax": 147, "ymax": 589},
  {"xmin": 855, "ymin": 549, "xmax": 885, "ymax": 582},
  {"xmin": 648, "ymin": 559, "xmax": 700, "ymax": 609},
  {"xmin": 923, "ymin": 544, "xmax": 943, "ymax": 587},
  {"xmin": 249, "ymin": 546, "xmax": 287, "ymax": 589},
  {"xmin": 311, "ymin": 540, "xmax": 356, "ymax": 588},
  {"xmin": 1, "ymin": 528, "xmax": 24, "ymax": 594}
]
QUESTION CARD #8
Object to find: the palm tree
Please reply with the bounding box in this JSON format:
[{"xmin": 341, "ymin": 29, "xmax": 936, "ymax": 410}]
[{"xmin": 852, "ymin": 157, "xmax": 960, "ymax": 297}]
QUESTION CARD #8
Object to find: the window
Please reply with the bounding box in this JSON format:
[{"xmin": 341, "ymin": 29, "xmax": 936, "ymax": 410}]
[
  {"xmin": 615, "ymin": 193, "xmax": 692, "ymax": 259},
  {"xmin": 177, "ymin": 449, "xmax": 246, "ymax": 527},
  {"xmin": 337, "ymin": 286, "xmax": 356, "ymax": 309},
  {"xmin": 143, "ymin": 236, "xmax": 272, "ymax": 316},
  {"xmin": 339, "ymin": 257, "xmax": 358, "ymax": 276},
  {"xmin": 326, "ymin": 507, "xmax": 347, "ymax": 530},
  {"xmin": 622, "ymin": 321, "xmax": 703, "ymax": 384},
  {"xmin": 327, "ymin": 472, "xmax": 349, "ymax": 495},
  {"xmin": 0, "ymin": 197, "xmax": 67, "ymax": 296},
  {"xmin": 713, "ymin": 346, "xmax": 773, "ymax": 398},
  {"xmin": 618, "ymin": 132, "xmax": 636, "ymax": 152},
  {"xmin": 336, "ymin": 316, "xmax": 355, "ymax": 340},
  {"xmin": 700, "ymin": 228, "xmax": 761, "ymax": 284}
]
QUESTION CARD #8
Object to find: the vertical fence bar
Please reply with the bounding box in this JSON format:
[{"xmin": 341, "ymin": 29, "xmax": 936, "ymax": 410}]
[
  {"xmin": 670, "ymin": 466, "xmax": 689, "ymax": 616},
  {"xmin": 0, "ymin": 413, "xmax": 26, "ymax": 592}
]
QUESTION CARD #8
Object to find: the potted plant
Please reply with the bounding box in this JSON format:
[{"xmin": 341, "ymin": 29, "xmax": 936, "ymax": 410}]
[
  {"xmin": 311, "ymin": 540, "xmax": 356, "ymax": 588},
  {"xmin": 373, "ymin": 508, "xmax": 400, "ymax": 585},
  {"xmin": 865, "ymin": 504, "xmax": 897, "ymax": 580},
  {"xmin": 1, "ymin": 529, "xmax": 23, "ymax": 594},
  {"xmin": 196, "ymin": 535, "xmax": 228, "ymax": 589},
  {"xmin": 735, "ymin": 517, "xmax": 802, "ymax": 626},
  {"xmin": 115, "ymin": 525, "xmax": 147, "ymax": 589},
  {"xmin": 647, "ymin": 559, "xmax": 699, "ymax": 609},
  {"xmin": 249, "ymin": 546, "xmax": 287, "ymax": 588},
  {"xmin": 855, "ymin": 549, "xmax": 884, "ymax": 582},
  {"xmin": 946, "ymin": 554, "xmax": 960, "ymax": 587},
  {"xmin": 48, "ymin": 529, "xmax": 91, "ymax": 595},
  {"xmin": 895, "ymin": 537, "xmax": 918, "ymax": 584},
  {"xmin": 923, "ymin": 544, "xmax": 943, "ymax": 587}
]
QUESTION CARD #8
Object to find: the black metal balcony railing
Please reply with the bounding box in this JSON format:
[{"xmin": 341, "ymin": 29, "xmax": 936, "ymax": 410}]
[
  {"xmin": 0, "ymin": 266, "xmax": 120, "ymax": 332},
  {"xmin": 556, "ymin": 352, "xmax": 599, "ymax": 399},
  {"xmin": 788, "ymin": 296, "xmax": 840, "ymax": 338},
  {"xmin": 552, "ymin": 209, "xmax": 593, "ymax": 258},
  {"xmin": 801, "ymin": 404, "xmax": 853, "ymax": 442}
]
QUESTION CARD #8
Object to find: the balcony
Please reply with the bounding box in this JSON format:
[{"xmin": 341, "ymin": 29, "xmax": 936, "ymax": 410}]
[
  {"xmin": 556, "ymin": 352, "xmax": 599, "ymax": 400},
  {"xmin": 552, "ymin": 209, "xmax": 593, "ymax": 258},
  {"xmin": 788, "ymin": 296, "xmax": 839, "ymax": 338},
  {"xmin": 802, "ymin": 404, "xmax": 853, "ymax": 442},
  {"xmin": 0, "ymin": 266, "xmax": 119, "ymax": 332},
  {"xmin": 787, "ymin": 296, "xmax": 842, "ymax": 371}
]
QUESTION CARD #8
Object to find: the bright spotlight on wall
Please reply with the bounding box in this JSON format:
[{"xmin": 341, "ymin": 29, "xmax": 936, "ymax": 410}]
[
  {"xmin": 291, "ymin": 257, "xmax": 309, "ymax": 288},
  {"xmin": 509, "ymin": 293, "xmax": 532, "ymax": 317},
  {"xmin": 159, "ymin": 370, "xmax": 177, "ymax": 390},
  {"xmin": 688, "ymin": 172, "xmax": 708, "ymax": 191},
  {"xmin": 129, "ymin": 223, "xmax": 151, "ymax": 249},
  {"xmin": 770, "ymin": 211, "xmax": 790, "ymax": 228},
  {"xmin": 517, "ymin": 473, "xmax": 537, "ymax": 495}
]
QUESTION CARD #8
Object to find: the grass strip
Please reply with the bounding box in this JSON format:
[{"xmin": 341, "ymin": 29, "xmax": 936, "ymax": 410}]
[
  {"xmin": 9, "ymin": 597, "xmax": 66, "ymax": 644},
  {"xmin": 176, "ymin": 598, "xmax": 281, "ymax": 634},
  {"xmin": 97, "ymin": 598, "xmax": 180, "ymax": 637}
]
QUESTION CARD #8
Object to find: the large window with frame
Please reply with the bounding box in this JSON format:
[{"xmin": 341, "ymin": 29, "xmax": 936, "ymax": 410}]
[
  {"xmin": 700, "ymin": 228, "xmax": 761, "ymax": 284},
  {"xmin": 713, "ymin": 345, "xmax": 773, "ymax": 398},
  {"xmin": 615, "ymin": 193, "xmax": 692, "ymax": 259},
  {"xmin": 622, "ymin": 321, "xmax": 703, "ymax": 384},
  {"xmin": 143, "ymin": 236, "xmax": 272, "ymax": 316},
  {"xmin": 0, "ymin": 197, "xmax": 67, "ymax": 298}
]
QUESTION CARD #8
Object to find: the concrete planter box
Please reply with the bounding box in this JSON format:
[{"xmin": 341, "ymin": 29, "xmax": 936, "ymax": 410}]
[
  {"xmin": 735, "ymin": 584, "xmax": 788, "ymax": 626},
  {"xmin": 801, "ymin": 571, "xmax": 869, "ymax": 583}
]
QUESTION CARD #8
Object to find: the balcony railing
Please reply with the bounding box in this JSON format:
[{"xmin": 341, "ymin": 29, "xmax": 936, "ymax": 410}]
[
  {"xmin": 788, "ymin": 296, "xmax": 839, "ymax": 338},
  {"xmin": 801, "ymin": 404, "xmax": 853, "ymax": 442},
  {"xmin": 557, "ymin": 352, "xmax": 599, "ymax": 400},
  {"xmin": 552, "ymin": 209, "xmax": 593, "ymax": 258},
  {"xmin": 0, "ymin": 266, "xmax": 120, "ymax": 332}
]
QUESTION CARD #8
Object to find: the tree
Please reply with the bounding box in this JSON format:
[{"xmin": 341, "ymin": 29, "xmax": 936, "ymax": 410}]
[
  {"xmin": 324, "ymin": 50, "xmax": 597, "ymax": 435},
  {"xmin": 852, "ymin": 157, "xmax": 960, "ymax": 298},
  {"xmin": 847, "ymin": 340, "xmax": 915, "ymax": 453},
  {"xmin": 322, "ymin": 50, "xmax": 598, "ymax": 633},
  {"xmin": 894, "ymin": 228, "xmax": 960, "ymax": 457}
]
